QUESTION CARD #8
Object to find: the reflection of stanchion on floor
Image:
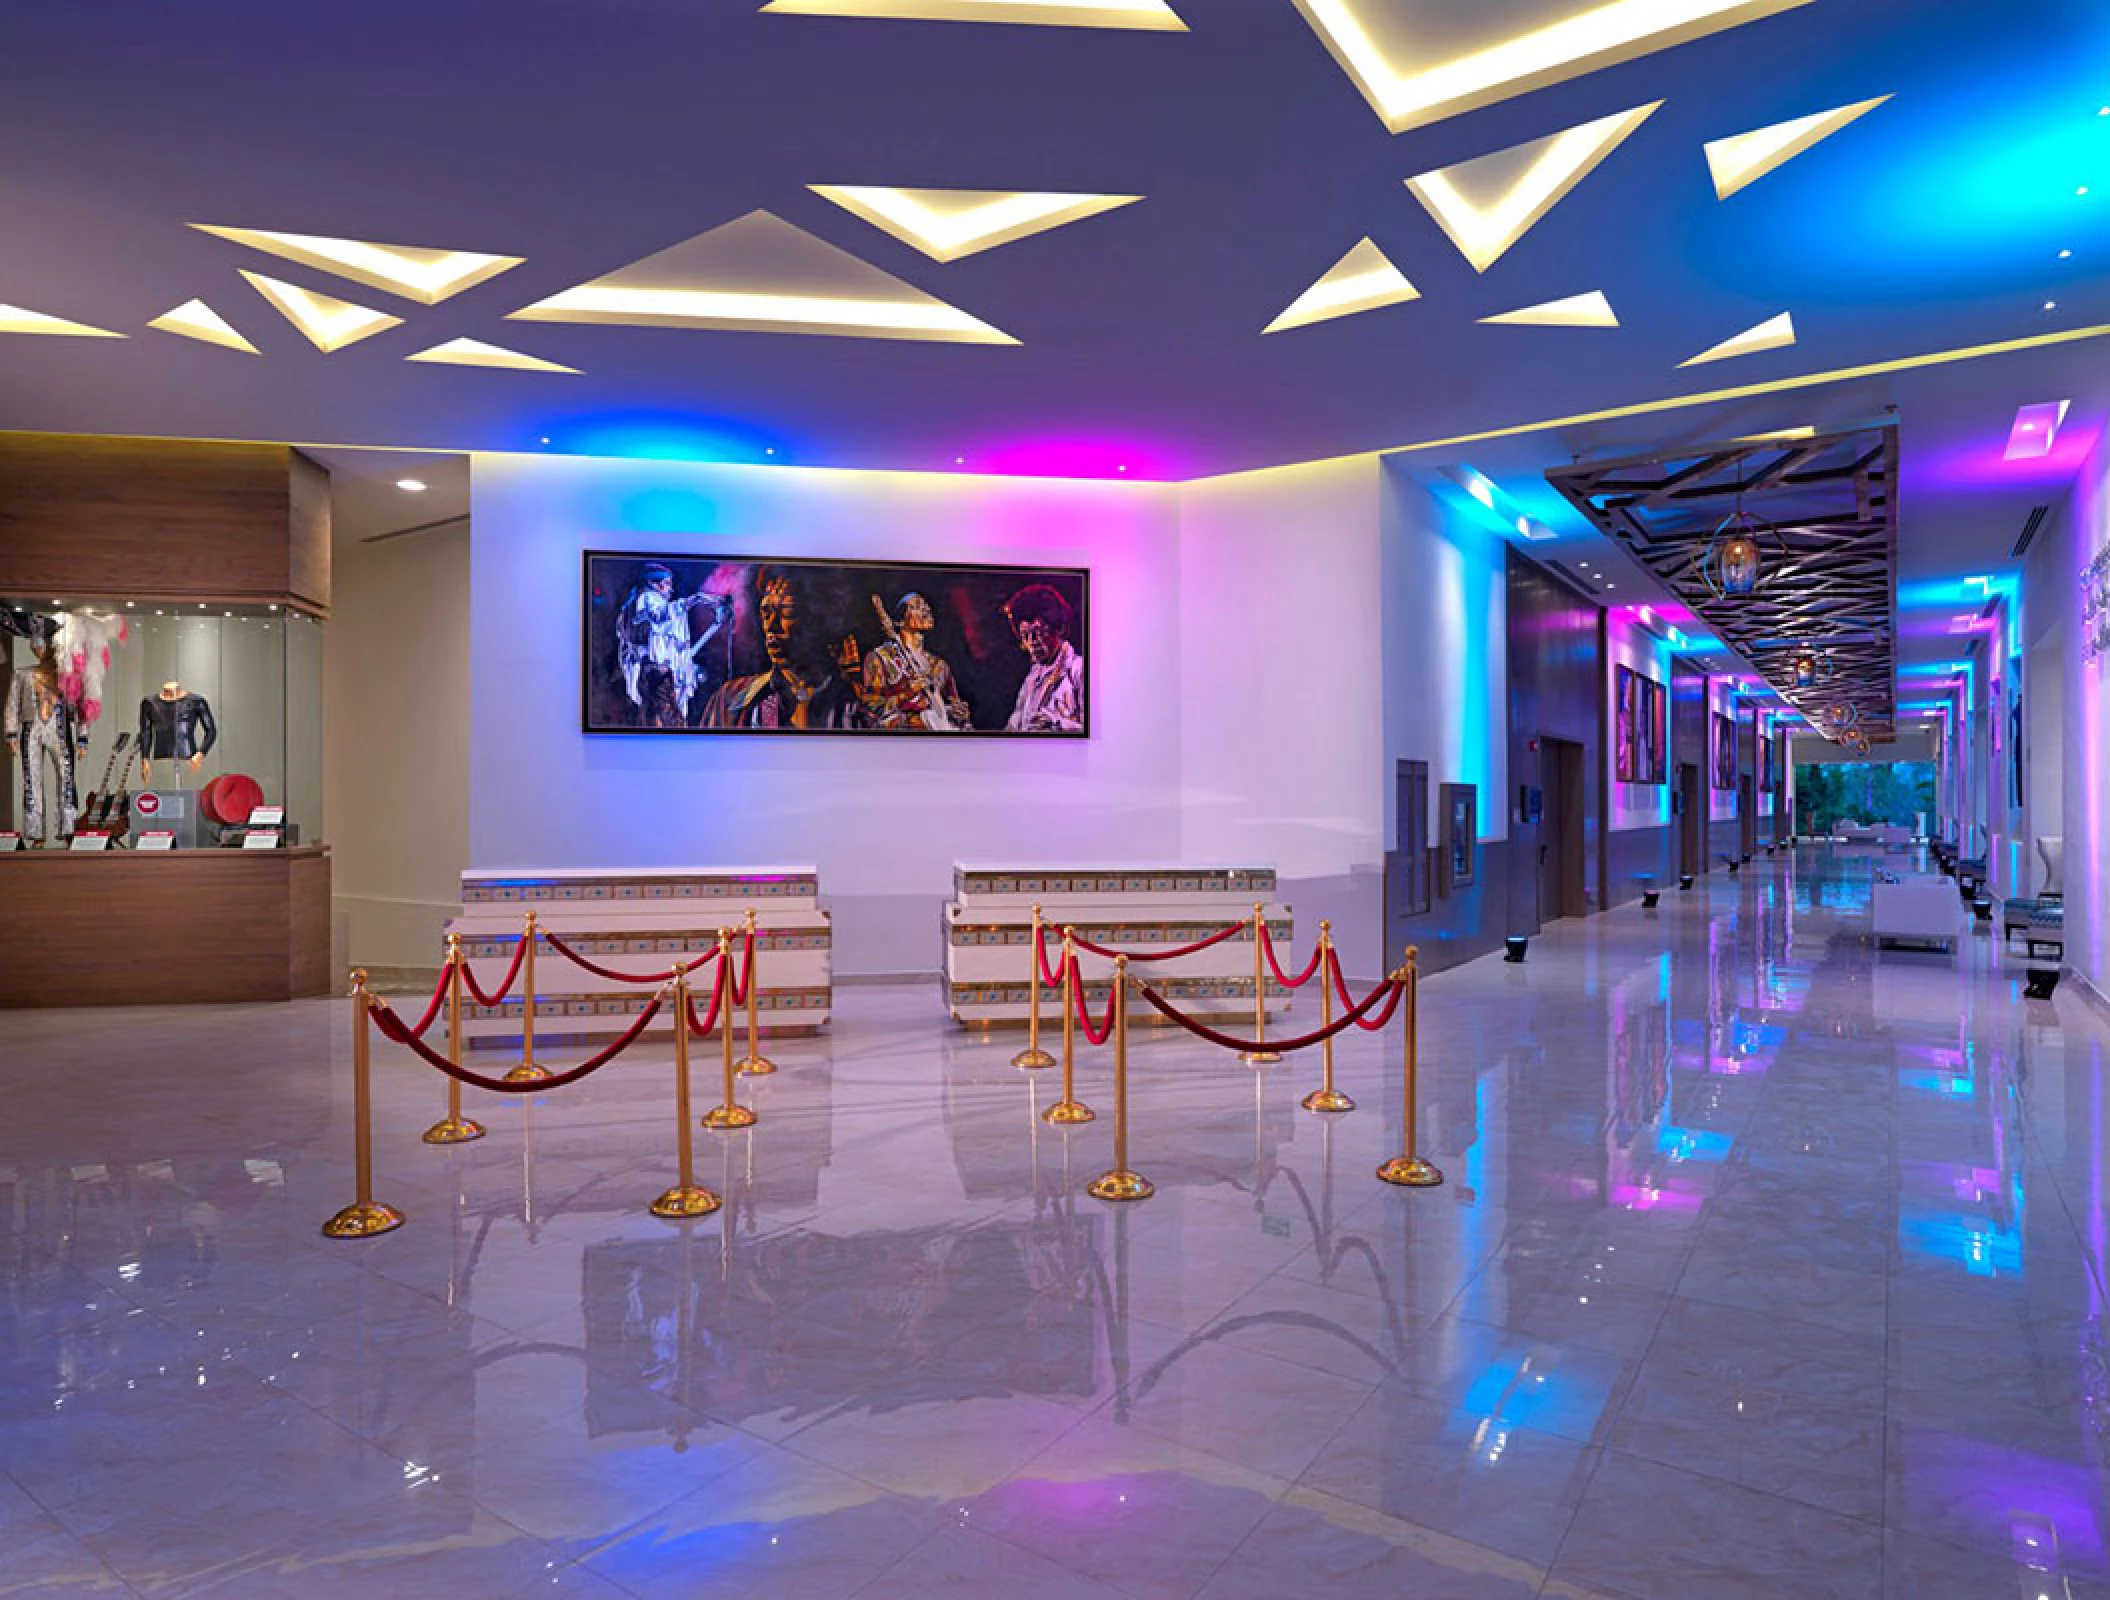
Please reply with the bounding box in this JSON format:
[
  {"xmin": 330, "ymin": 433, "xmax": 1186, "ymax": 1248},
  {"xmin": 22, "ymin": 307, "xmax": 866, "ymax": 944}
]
[
  {"xmin": 1089, "ymin": 957, "xmax": 1154, "ymax": 1202},
  {"xmin": 736, "ymin": 908, "xmax": 776, "ymax": 1076},
  {"xmin": 505, "ymin": 910, "xmax": 552, "ymax": 1083},
  {"xmin": 701, "ymin": 932, "xmax": 758, "ymax": 1131},
  {"xmin": 653, "ymin": 960, "xmax": 723, "ymax": 1219},
  {"xmin": 1376, "ymin": 947, "xmax": 1443, "ymax": 1188},
  {"xmin": 423, "ymin": 934, "xmax": 487, "ymax": 1144},
  {"xmin": 1045, "ymin": 926, "xmax": 1095, "ymax": 1125},
  {"xmin": 1240, "ymin": 902, "xmax": 1283, "ymax": 1065},
  {"xmin": 1012, "ymin": 903, "xmax": 1057, "ymax": 1070},
  {"xmin": 1301, "ymin": 920, "xmax": 1354, "ymax": 1113},
  {"xmin": 323, "ymin": 971, "xmax": 406, "ymax": 1238}
]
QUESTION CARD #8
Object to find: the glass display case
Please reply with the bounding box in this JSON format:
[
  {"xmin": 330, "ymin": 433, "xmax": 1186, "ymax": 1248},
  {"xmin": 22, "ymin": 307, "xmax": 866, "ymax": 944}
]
[{"xmin": 4, "ymin": 600, "xmax": 322, "ymax": 850}]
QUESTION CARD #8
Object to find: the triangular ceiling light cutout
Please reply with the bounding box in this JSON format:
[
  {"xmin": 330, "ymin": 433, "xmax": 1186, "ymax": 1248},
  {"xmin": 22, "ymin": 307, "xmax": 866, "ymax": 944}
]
[
  {"xmin": 1291, "ymin": 0, "xmax": 1808, "ymax": 133},
  {"xmin": 147, "ymin": 299, "xmax": 258, "ymax": 353},
  {"xmin": 405, "ymin": 337, "xmax": 580, "ymax": 374},
  {"xmin": 0, "ymin": 304, "xmax": 125, "ymax": 338},
  {"xmin": 240, "ymin": 271, "xmax": 404, "ymax": 352},
  {"xmin": 1479, "ymin": 290, "xmax": 1618, "ymax": 328},
  {"xmin": 1406, "ymin": 103, "xmax": 1660, "ymax": 273},
  {"xmin": 1263, "ymin": 239, "xmax": 1419, "ymax": 334},
  {"xmin": 761, "ymin": 1, "xmax": 1185, "ymax": 30},
  {"xmin": 809, "ymin": 186, "xmax": 1142, "ymax": 263},
  {"xmin": 1679, "ymin": 310, "xmax": 1796, "ymax": 367},
  {"xmin": 508, "ymin": 210, "xmax": 1019, "ymax": 344},
  {"xmin": 1703, "ymin": 95, "xmax": 1891, "ymax": 200},
  {"xmin": 193, "ymin": 226, "xmax": 524, "ymax": 305}
]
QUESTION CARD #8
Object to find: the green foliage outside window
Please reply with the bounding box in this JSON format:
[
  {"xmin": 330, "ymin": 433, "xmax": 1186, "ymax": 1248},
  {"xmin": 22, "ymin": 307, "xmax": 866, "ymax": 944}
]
[{"xmin": 1792, "ymin": 762, "xmax": 1937, "ymax": 835}]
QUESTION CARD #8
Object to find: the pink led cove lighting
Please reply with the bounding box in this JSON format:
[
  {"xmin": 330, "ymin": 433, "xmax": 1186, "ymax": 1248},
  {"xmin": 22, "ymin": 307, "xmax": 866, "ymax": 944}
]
[{"xmin": 2004, "ymin": 400, "xmax": 2070, "ymax": 460}]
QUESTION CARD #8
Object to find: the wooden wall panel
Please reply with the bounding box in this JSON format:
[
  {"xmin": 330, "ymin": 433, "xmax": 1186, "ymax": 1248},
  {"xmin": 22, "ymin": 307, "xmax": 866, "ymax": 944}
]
[
  {"xmin": 1505, "ymin": 550, "xmax": 1608, "ymax": 931},
  {"xmin": 0, "ymin": 434, "xmax": 326, "ymax": 611}
]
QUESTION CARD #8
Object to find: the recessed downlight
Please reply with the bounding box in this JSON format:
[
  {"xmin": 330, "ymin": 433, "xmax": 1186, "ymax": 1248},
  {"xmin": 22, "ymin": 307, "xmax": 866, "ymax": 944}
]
[{"xmin": 396, "ymin": 478, "xmax": 429, "ymax": 492}]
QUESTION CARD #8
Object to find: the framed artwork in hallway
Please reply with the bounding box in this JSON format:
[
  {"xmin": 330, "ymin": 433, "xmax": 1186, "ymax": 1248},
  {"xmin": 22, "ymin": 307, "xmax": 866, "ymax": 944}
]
[
  {"xmin": 1614, "ymin": 665, "xmax": 1665, "ymax": 783},
  {"xmin": 1713, "ymin": 710, "xmax": 1737, "ymax": 790}
]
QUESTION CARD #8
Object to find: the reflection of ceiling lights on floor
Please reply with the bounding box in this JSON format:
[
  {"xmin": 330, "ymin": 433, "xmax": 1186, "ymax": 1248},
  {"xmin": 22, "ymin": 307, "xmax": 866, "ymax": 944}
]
[
  {"xmin": 404, "ymin": 337, "xmax": 580, "ymax": 374},
  {"xmin": 809, "ymin": 186, "xmax": 1142, "ymax": 262},
  {"xmin": 761, "ymin": 0, "xmax": 1186, "ymax": 28},
  {"xmin": 1479, "ymin": 290, "xmax": 1618, "ymax": 328},
  {"xmin": 1264, "ymin": 238, "xmax": 1418, "ymax": 333},
  {"xmin": 0, "ymin": 304, "xmax": 125, "ymax": 337},
  {"xmin": 146, "ymin": 299, "xmax": 258, "ymax": 354},
  {"xmin": 1679, "ymin": 310, "xmax": 1796, "ymax": 367},
  {"xmin": 508, "ymin": 210, "xmax": 1018, "ymax": 344},
  {"xmin": 239, "ymin": 271, "xmax": 404, "ymax": 352},
  {"xmin": 1703, "ymin": 96, "xmax": 1890, "ymax": 200},
  {"xmin": 193, "ymin": 227, "xmax": 524, "ymax": 305},
  {"xmin": 1406, "ymin": 103, "xmax": 1659, "ymax": 273},
  {"xmin": 1291, "ymin": 0, "xmax": 1806, "ymax": 133}
]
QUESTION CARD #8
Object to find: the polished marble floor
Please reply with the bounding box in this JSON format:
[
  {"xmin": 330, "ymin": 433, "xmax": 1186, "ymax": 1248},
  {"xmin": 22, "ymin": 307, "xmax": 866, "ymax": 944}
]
[{"xmin": 5, "ymin": 847, "xmax": 2109, "ymax": 1598}]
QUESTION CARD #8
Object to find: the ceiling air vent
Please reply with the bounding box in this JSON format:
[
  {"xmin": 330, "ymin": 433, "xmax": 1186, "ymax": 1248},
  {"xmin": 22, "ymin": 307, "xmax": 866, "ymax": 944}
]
[{"xmin": 2011, "ymin": 504, "xmax": 2050, "ymax": 559}]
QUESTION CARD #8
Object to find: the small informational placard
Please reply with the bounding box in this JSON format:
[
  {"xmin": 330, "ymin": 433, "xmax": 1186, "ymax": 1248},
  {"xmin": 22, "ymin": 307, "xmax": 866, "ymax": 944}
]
[
  {"xmin": 137, "ymin": 830, "xmax": 177, "ymax": 852},
  {"xmin": 0, "ymin": 832, "xmax": 19, "ymax": 852},
  {"xmin": 247, "ymin": 805, "xmax": 285, "ymax": 827},
  {"xmin": 70, "ymin": 831, "xmax": 111, "ymax": 853},
  {"xmin": 241, "ymin": 828, "xmax": 282, "ymax": 851}
]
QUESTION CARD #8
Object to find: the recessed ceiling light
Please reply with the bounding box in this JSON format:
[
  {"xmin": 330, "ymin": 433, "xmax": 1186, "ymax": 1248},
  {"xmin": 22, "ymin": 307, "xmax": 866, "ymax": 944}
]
[
  {"xmin": 1678, "ymin": 311, "xmax": 1796, "ymax": 368},
  {"xmin": 809, "ymin": 186, "xmax": 1143, "ymax": 263},
  {"xmin": 147, "ymin": 299, "xmax": 259, "ymax": 354},
  {"xmin": 396, "ymin": 478, "xmax": 428, "ymax": 492},
  {"xmin": 239, "ymin": 271, "xmax": 402, "ymax": 352},
  {"xmin": 193, "ymin": 226, "xmax": 524, "ymax": 305},
  {"xmin": 955, "ymin": 455, "xmax": 966, "ymax": 464},
  {"xmin": 761, "ymin": 0, "xmax": 1187, "ymax": 29},
  {"xmin": 2044, "ymin": 301, "xmax": 2058, "ymax": 311},
  {"xmin": 2059, "ymin": 248, "xmax": 2073, "ymax": 259},
  {"xmin": 1480, "ymin": 289, "xmax": 1620, "ymax": 328},
  {"xmin": 404, "ymin": 337, "xmax": 580, "ymax": 374},
  {"xmin": 1703, "ymin": 96, "xmax": 1890, "ymax": 201},
  {"xmin": 1264, "ymin": 238, "xmax": 1419, "ymax": 333},
  {"xmin": 764, "ymin": 446, "xmax": 776, "ymax": 455},
  {"xmin": 0, "ymin": 304, "xmax": 125, "ymax": 338},
  {"xmin": 2081, "ymin": 186, "xmax": 2092, "ymax": 196}
]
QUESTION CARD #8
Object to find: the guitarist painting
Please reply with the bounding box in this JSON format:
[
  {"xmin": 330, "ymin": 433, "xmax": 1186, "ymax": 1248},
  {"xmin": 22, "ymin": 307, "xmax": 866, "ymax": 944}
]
[{"xmin": 860, "ymin": 593, "xmax": 970, "ymax": 731}]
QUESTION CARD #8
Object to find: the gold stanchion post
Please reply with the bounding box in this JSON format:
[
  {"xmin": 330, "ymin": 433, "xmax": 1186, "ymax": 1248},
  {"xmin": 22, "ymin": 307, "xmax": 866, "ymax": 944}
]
[
  {"xmin": 652, "ymin": 963, "xmax": 723, "ymax": 1218},
  {"xmin": 1377, "ymin": 947, "xmax": 1443, "ymax": 1187},
  {"xmin": 1301, "ymin": 921, "xmax": 1354, "ymax": 1113},
  {"xmin": 737, "ymin": 908, "xmax": 776, "ymax": 1076},
  {"xmin": 423, "ymin": 935, "xmax": 487, "ymax": 1144},
  {"xmin": 1044, "ymin": 927, "xmax": 1094, "ymax": 1124},
  {"xmin": 701, "ymin": 933, "xmax": 758, "ymax": 1131},
  {"xmin": 323, "ymin": 971, "xmax": 406, "ymax": 1238},
  {"xmin": 504, "ymin": 910, "xmax": 552, "ymax": 1083},
  {"xmin": 1240, "ymin": 902, "xmax": 1283, "ymax": 1065},
  {"xmin": 1088, "ymin": 957, "xmax": 1153, "ymax": 1202},
  {"xmin": 1011, "ymin": 903, "xmax": 1056, "ymax": 1069}
]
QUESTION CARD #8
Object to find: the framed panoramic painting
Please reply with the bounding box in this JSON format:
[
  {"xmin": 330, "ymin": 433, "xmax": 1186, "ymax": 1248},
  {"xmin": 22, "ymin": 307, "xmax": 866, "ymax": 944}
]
[
  {"xmin": 582, "ymin": 551, "xmax": 1089, "ymax": 737},
  {"xmin": 1614, "ymin": 665, "xmax": 1665, "ymax": 784}
]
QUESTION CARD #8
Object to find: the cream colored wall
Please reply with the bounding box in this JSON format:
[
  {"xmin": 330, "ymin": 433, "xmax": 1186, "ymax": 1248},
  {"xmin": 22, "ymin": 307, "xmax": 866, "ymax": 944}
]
[{"xmin": 325, "ymin": 521, "xmax": 470, "ymax": 969}]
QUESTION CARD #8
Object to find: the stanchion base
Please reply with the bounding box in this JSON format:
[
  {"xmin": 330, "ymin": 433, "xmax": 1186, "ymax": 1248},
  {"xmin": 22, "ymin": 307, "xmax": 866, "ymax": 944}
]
[
  {"xmin": 649, "ymin": 1184, "xmax": 723, "ymax": 1219},
  {"xmin": 1043, "ymin": 1099, "xmax": 1096, "ymax": 1125},
  {"xmin": 1376, "ymin": 1156, "xmax": 1445, "ymax": 1188},
  {"xmin": 702, "ymin": 1105, "xmax": 759, "ymax": 1130},
  {"xmin": 1240, "ymin": 1049, "xmax": 1285, "ymax": 1066},
  {"xmin": 503, "ymin": 1061, "xmax": 553, "ymax": 1084},
  {"xmin": 321, "ymin": 1201, "xmax": 406, "ymax": 1239},
  {"xmin": 1301, "ymin": 1088, "xmax": 1356, "ymax": 1114},
  {"xmin": 738, "ymin": 1055, "xmax": 778, "ymax": 1076},
  {"xmin": 421, "ymin": 1117, "xmax": 486, "ymax": 1145},
  {"xmin": 1010, "ymin": 1046, "xmax": 1057, "ymax": 1070},
  {"xmin": 1088, "ymin": 1169, "xmax": 1155, "ymax": 1202}
]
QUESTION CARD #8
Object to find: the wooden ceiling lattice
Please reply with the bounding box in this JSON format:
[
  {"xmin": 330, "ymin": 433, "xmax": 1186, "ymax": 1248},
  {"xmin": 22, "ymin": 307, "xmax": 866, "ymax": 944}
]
[{"xmin": 1547, "ymin": 425, "xmax": 1901, "ymax": 739}]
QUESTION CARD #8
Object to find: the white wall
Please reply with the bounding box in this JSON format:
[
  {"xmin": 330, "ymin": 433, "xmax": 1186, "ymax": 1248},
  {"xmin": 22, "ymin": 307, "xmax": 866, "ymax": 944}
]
[
  {"xmin": 468, "ymin": 455, "xmax": 1184, "ymax": 975},
  {"xmin": 2022, "ymin": 562, "xmax": 2065, "ymax": 900},
  {"xmin": 1606, "ymin": 611, "xmax": 1672, "ymax": 833},
  {"xmin": 2036, "ymin": 437, "xmax": 2108, "ymax": 997}
]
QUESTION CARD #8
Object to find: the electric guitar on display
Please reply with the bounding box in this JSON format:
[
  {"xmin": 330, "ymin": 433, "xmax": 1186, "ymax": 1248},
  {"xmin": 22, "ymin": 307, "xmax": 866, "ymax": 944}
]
[
  {"xmin": 99, "ymin": 743, "xmax": 140, "ymax": 846},
  {"xmin": 77, "ymin": 732, "xmax": 130, "ymax": 837}
]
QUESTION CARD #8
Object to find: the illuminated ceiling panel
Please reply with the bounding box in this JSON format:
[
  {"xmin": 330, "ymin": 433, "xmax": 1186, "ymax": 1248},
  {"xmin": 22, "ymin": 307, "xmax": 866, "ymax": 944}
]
[
  {"xmin": 2004, "ymin": 399, "xmax": 2069, "ymax": 459},
  {"xmin": 1263, "ymin": 238, "xmax": 1418, "ymax": 334},
  {"xmin": 1290, "ymin": 0, "xmax": 1806, "ymax": 134},
  {"xmin": 508, "ymin": 210, "xmax": 1018, "ymax": 344},
  {"xmin": 1703, "ymin": 95, "xmax": 1891, "ymax": 200},
  {"xmin": 1405, "ymin": 102, "xmax": 1659, "ymax": 273},
  {"xmin": 760, "ymin": 0, "xmax": 1185, "ymax": 27},
  {"xmin": 147, "ymin": 298, "xmax": 258, "ymax": 354},
  {"xmin": 0, "ymin": 305, "xmax": 124, "ymax": 338},
  {"xmin": 192, "ymin": 226, "xmax": 524, "ymax": 305},
  {"xmin": 808, "ymin": 186, "xmax": 1142, "ymax": 262},
  {"xmin": 240, "ymin": 271, "xmax": 405, "ymax": 352},
  {"xmin": 1679, "ymin": 310, "xmax": 1796, "ymax": 367},
  {"xmin": 1479, "ymin": 289, "xmax": 1618, "ymax": 328},
  {"xmin": 404, "ymin": 337, "xmax": 580, "ymax": 374}
]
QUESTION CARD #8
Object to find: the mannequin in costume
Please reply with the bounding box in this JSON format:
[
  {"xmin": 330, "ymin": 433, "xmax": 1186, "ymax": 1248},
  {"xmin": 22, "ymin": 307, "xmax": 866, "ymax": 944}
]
[
  {"xmin": 139, "ymin": 682, "xmax": 217, "ymax": 782},
  {"xmin": 5, "ymin": 635, "xmax": 85, "ymax": 842}
]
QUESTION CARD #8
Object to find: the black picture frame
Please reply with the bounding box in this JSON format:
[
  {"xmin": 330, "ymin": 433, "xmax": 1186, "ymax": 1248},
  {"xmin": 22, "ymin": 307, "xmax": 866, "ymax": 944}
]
[
  {"xmin": 1712, "ymin": 710, "xmax": 1737, "ymax": 790},
  {"xmin": 1614, "ymin": 664, "xmax": 1666, "ymax": 784}
]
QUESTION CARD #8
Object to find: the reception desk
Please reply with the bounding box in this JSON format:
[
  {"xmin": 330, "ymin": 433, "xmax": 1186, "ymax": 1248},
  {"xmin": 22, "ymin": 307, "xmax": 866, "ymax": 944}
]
[{"xmin": 943, "ymin": 863, "xmax": 1294, "ymax": 1027}]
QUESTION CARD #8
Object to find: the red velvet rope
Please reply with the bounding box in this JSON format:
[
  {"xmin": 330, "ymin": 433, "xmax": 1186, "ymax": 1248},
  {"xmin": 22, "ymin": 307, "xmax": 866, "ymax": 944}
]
[
  {"xmin": 402, "ymin": 962, "xmax": 453, "ymax": 1040},
  {"xmin": 1067, "ymin": 957, "xmax": 1120, "ymax": 1046},
  {"xmin": 684, "ymin": 962, "xmax": 729, "ymax": 1039},
  {"xmin": 1036, "ymin": 925, "xmax": 1063, "ymax": 989},
  {"xmin": 458, "ymin": 937, "xmax": 527, "ymax": 1008},
  {"xmin": 1134, "ymin": 973, "xmax": 1401, "ymax": 1053},
  {"xmin": 1325, "ymin": 948, "xmax": 1410, "ymax": 1031},
  {"xmin": 725, "ymin": 931, "xmax": 756, "ymax": 1007},
  {"xmin": 542, "ymin": 930, "xmax": 720, "ymax": 985},
  {"xmin": 1260, "ymin": 923, "xmax": 1325, "ymax": 989},
  {"xmin": 369, "ymin": 991, "xmax": 666, "ymax": 1092},
  {"xmin": 1069, "ymin": 919, "xmax": 1247, "ymax": 962}
]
